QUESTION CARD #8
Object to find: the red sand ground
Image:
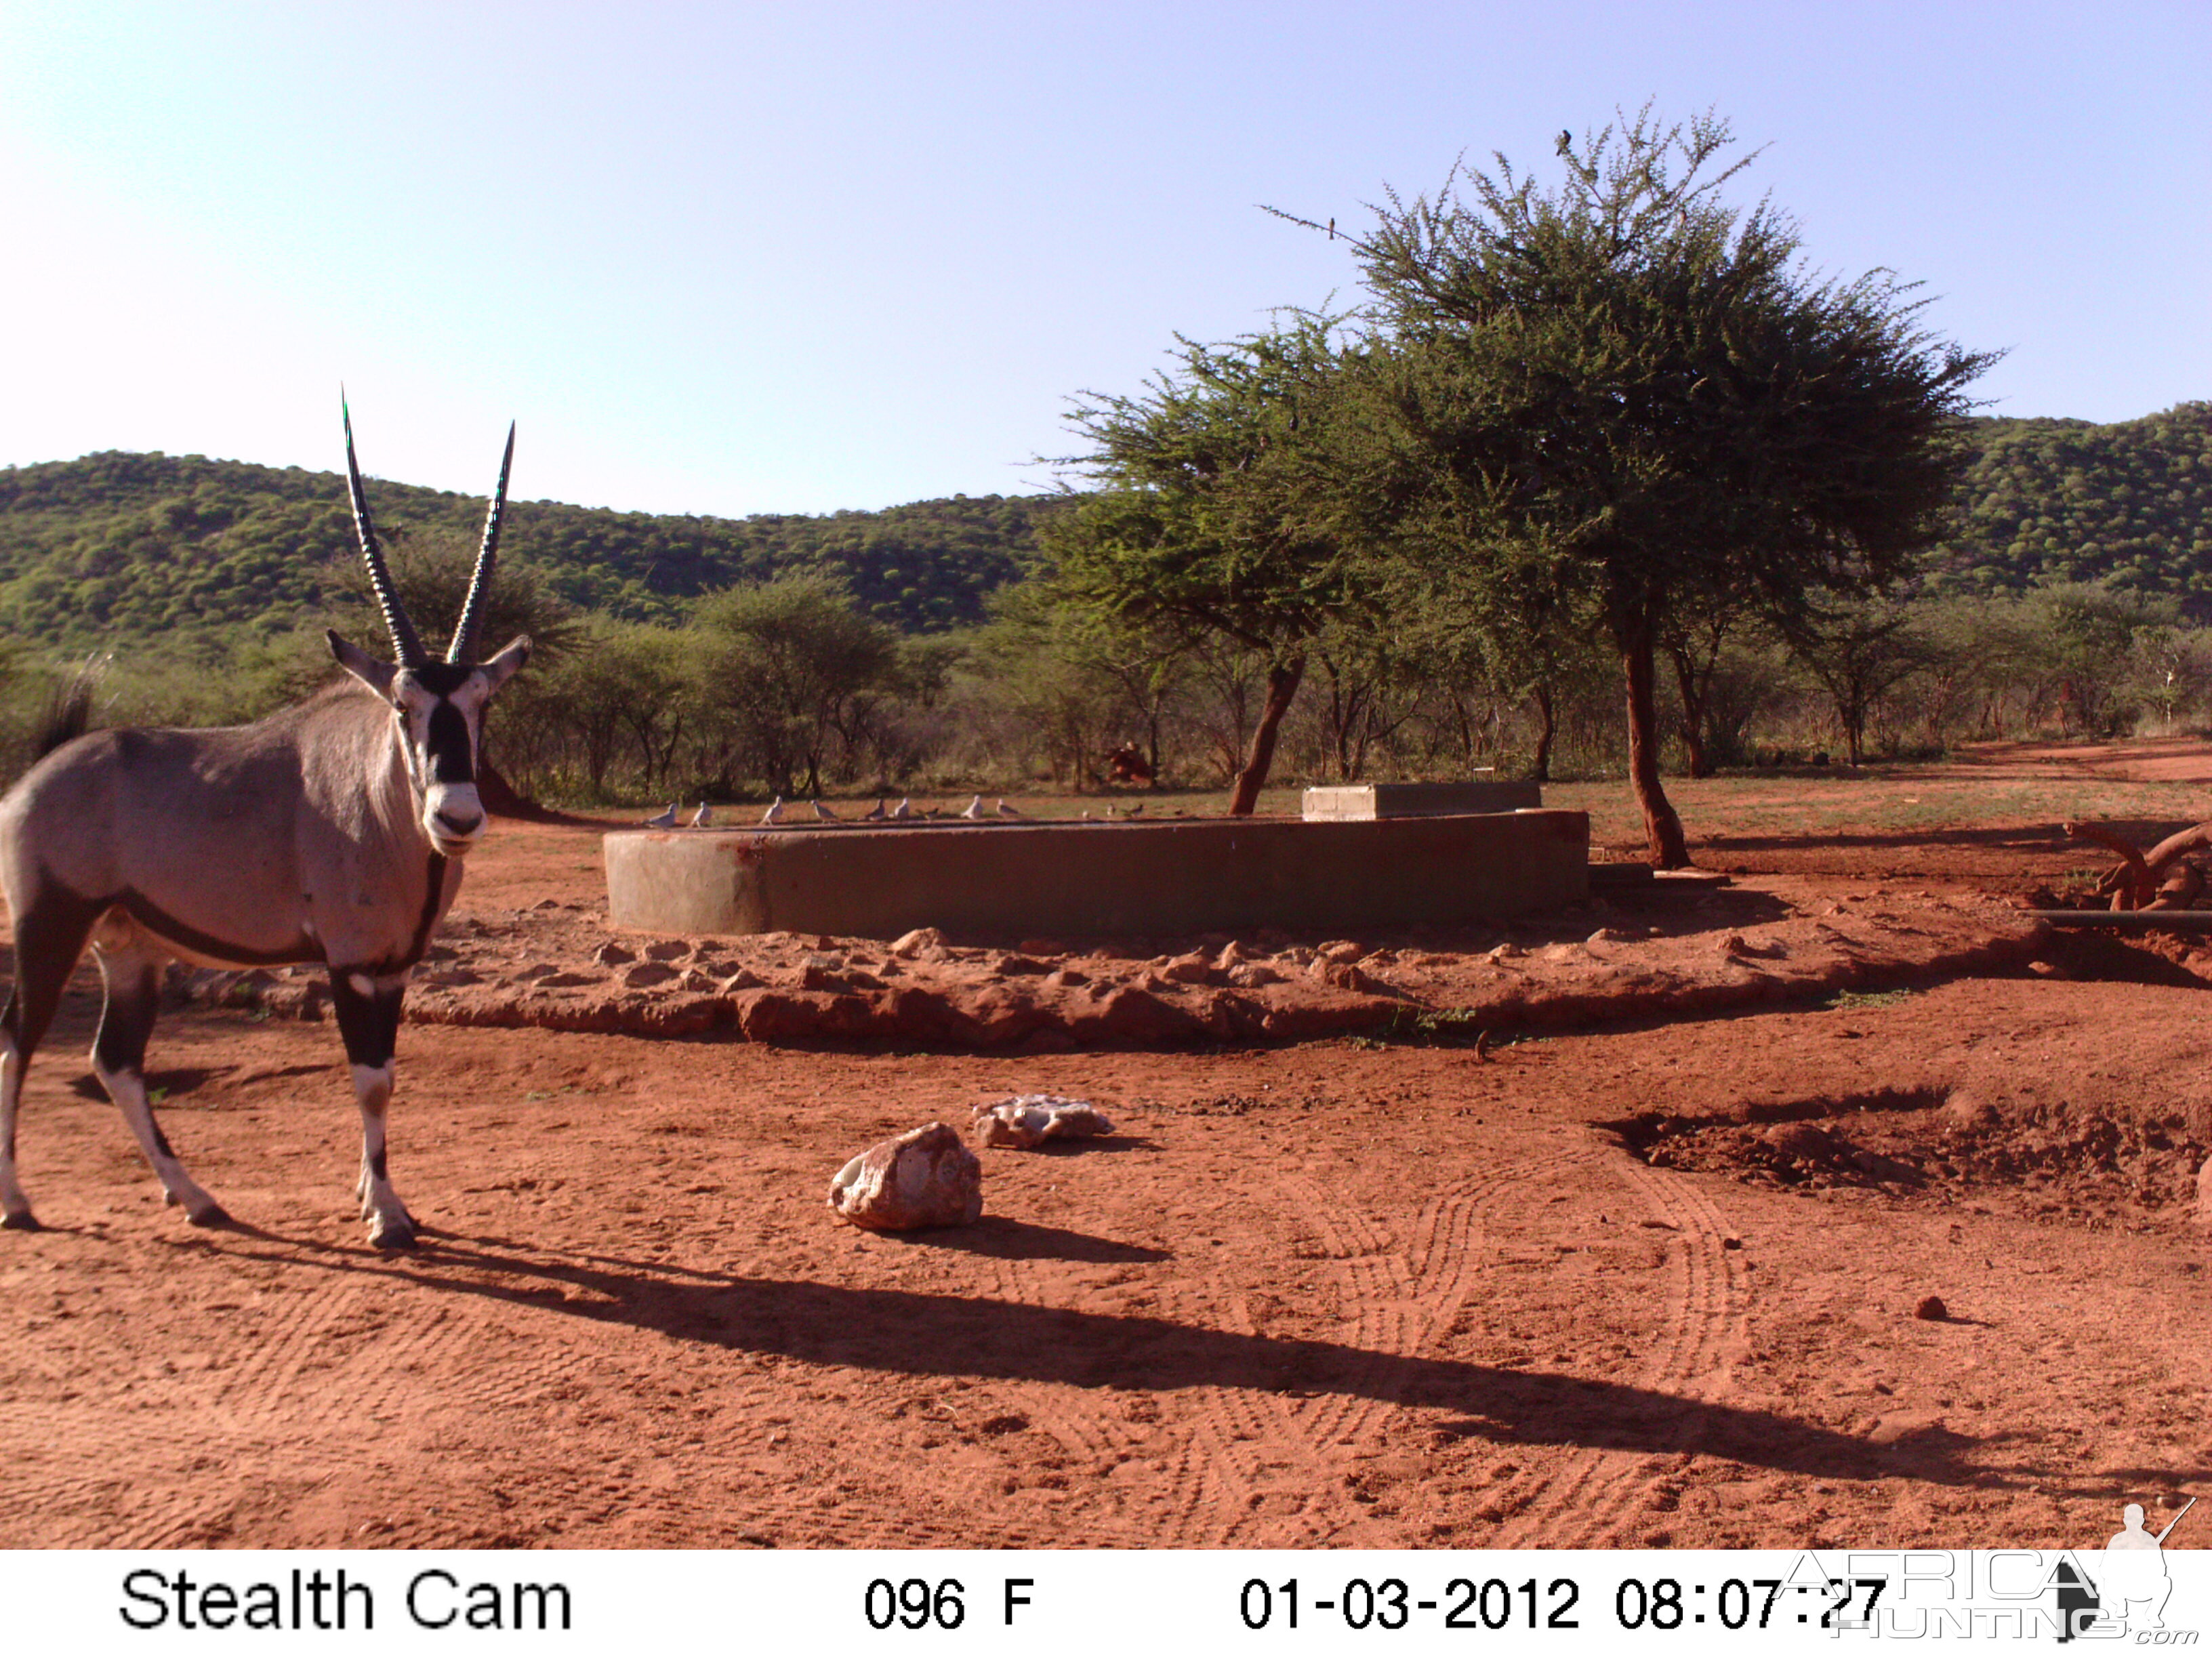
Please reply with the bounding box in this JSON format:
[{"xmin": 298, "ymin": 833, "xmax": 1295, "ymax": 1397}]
[{"xmin": 3, "ymin": 748, "xmax": 2210, "ymax": 1550}]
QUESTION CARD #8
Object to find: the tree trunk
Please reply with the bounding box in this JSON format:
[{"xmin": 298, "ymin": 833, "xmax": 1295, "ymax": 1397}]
[
  {"xmin": 1668, "ymin": 642, "xmax": 1715, "ymax": 779},
  {"xmin": 1228, "ymin": 655, "xmax": 1305, "ymax": 816},
  {"xmin": 1621, "ymin": 623, "xmax": 1692, "ymax": 868},
  {"xmin": 1529, "ymin": 683, "xmax": 1556, "ymax": 783}
]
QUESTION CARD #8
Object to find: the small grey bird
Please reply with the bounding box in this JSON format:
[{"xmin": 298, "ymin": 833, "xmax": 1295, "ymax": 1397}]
[
  {"xmin": 891, "ymin": 798, "xmax": 913, "ymax": 819},
  {"xmin": 996, "ymin": 798, "xmax": 1021, "ymax": 818},
  {"xmin": 863, "ymin": 798, "xmax": 888, "ymax": 821},
  {"xmin": 1126, "ymin": 802, "xmax": 1145, "ymax": 818},
  {"xmin": 761, "ymin": 796, "xmax": 785, "ymax": 825},
  {"xmin": 961, "ymin": 794, "xmax": 986, "ymax": 820},
  {"xmin": 644, "ymin": 802, "xmax": 678, "ymax": 828},
  {"xmin": 813, "ymin": 799, "xmax": 837, "ymax": 821},
  {"xmin": 689, "ymin": 802, "xmax": 713, "ymax": 827}
]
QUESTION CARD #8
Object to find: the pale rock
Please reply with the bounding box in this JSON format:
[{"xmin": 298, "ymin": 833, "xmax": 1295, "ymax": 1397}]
[
  {"xmin": 593, "ymin": 942, "xmax": 636, "ymax": 966},
  {"xmin": 970, "ymin": 1094, "xmax": 1116, "ymax": 1150},
  {"xmin": 890, "ymin": 927, "xmax": 947, "ymax": 960},
  {"xmin": 1229, "ymin": 963, "xmax": 1286, "ymax": 989},
  {"xmin": 642, "ymin": 939, "xmax": 689, "ymax": 962},
  {"xmin": 1160, "ymin": 953, "xmax": 1213, "ymax": 984},
  {"xmin": 827, "ymin": 1124, "xmax": 983, "ymax": 1231},
  {"xmin": 719, "ymin": 968, "xmax": 765, "ymax": 994},
  {"xmin": 1317, "ymin": 940, "xmax": 1364, "ymax": 965}
]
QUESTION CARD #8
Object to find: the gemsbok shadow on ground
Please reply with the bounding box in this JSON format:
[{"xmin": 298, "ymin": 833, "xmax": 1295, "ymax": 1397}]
[{"xmin": 146, "ymin": 1224, "xmax": 2013, "ymax": 1487}]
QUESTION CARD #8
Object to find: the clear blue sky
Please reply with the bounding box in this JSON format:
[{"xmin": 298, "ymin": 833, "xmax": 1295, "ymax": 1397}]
[{"xmin": 2, "ymin": 1, "xmax": 2205, "ymax": 518}]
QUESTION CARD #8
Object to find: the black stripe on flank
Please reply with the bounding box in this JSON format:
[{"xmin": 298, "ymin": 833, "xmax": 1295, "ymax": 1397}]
[{"xmin": 115, "ymin": 890, "xmax": 320, "ymax": 968}]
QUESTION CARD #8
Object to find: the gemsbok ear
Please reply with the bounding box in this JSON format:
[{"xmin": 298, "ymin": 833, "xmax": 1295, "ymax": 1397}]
[
  {"xmin": 327, "ymin": 629, "xmax": 397, "ymax": 697},
  {"xmin": 478, "ymin": 635, "xmax": 531, "ymax": 694}
]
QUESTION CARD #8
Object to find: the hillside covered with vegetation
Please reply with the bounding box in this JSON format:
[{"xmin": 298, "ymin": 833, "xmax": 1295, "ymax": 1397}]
[
  {"xmin": 0, "ymin": 449, "xmax": 1059, "ymax": 644},
  {"xmin": 5, "ymin": 403, "xmax": 2207, "ymax": 653},
  {"xmin": 1933, "ymin": 402, "xmax": 2212, "ymax": 603}
]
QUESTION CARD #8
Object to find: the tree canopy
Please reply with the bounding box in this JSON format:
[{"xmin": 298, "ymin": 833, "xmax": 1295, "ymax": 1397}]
[
  {"xmin": 1046, "ymin": 319, "xmax": 1379, "ymax": 812},
  {"xmin": 1338, "ymin": 106, "xmax": 1993, "ymax": 863}
]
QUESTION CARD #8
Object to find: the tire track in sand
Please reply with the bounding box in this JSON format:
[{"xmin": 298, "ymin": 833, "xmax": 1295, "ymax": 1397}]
[
  {"xmin": 1492, "ymin": 1149, "xmax": 1749, "ymax": 1547},
  {"xmin": 1160, "ymin": 1146, "xmax": 1603, "ymax": 1544}
]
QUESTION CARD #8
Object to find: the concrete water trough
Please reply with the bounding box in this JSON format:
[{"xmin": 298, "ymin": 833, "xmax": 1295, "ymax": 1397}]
[{"xmin": 603, "ymin": 810, "xmax": 1590, "ymax": 940}]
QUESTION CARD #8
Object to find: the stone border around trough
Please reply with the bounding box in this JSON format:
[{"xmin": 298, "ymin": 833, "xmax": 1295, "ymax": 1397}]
[{"xmin": 183, "ymin": 884, "xmax": 2055, "ymax": 1052}]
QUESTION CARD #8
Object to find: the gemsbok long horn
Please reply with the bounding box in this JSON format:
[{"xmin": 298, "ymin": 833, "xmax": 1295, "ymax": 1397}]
[
  {"xmin": 341, "ymin": 391, "xmax": 428, "ymax": 668},
  {"xmin": 449, "ymin": 421, "xmax": 515, "ymax": 664}
]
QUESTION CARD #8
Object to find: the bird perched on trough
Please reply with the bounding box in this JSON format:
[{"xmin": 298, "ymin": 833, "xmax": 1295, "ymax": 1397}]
[
  {"xmin": 690, "ymin": 802, "xmax": 713, "ymax": 828},
  {"xmin": 761, "ymin": 796, "xmax": 785, "ymax": 824},
  {"xmin": 891, "ymin": 798, "xmax": 913, "ymax": 819},
  {"xmin": 644, "ymin": 802, "xmax": 678, "ymax": 828},
  {"xmin": 961, "ymin": 794, "xmax": 986, "ymax": 820},
  {"xmin": 996, "ymin": 798, "xmax": 1020, "ymax": 818},
  {"xmin": 813, "ymin": 799, "xmax": 837, "ymax": 821},
  {"xmin": 863, "ymin": 799, "xmax": 887, "ymax": 821}
]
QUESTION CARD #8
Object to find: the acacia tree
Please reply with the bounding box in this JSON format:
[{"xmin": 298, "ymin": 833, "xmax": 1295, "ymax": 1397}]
[
  {"xmin": 1048, "ymin": 320, "xmax": 1376, "ymax": 814},
  {"xmin": 691, "ymin": 572, "xmax": 899, "ymax": 798},
  {"xmin": 1340, "ymin": 106, "xmax": 1991, "ymax": 864},
  {"xmin": 1786, "ymin": 590, "xmax": 1931, "ymax": 765}
]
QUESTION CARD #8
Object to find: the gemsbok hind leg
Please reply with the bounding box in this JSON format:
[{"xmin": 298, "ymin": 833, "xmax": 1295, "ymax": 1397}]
[
  {"xmin": 91, "ymin": 935, "xmax": 227, "ymax": 1226},
  {"xmin": 330, "ymin": 968, "xmax": 415, "ymax": 1249},
  {"xmin": 1, "ymin": 889, "xmax": 104, "ymax": 1229}
]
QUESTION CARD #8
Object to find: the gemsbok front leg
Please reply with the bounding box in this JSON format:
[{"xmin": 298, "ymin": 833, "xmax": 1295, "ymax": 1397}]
[
  {"xmin": 91, "ymin": 935, "xmax": 227, "ymax": 1226},
  {"xmin": 330, "ymin": 968, "xmax": 415, "ymax": 1248}
]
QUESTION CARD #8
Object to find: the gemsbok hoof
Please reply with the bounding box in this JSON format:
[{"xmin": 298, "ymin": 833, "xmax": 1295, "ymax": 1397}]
[
  {"xmin": 1, "ymin": 1210, "xmax": 42, "ymax": 1231},
  {"xmin": 369, "ymin": 1219, "xmax": 417, "ymax": 1251},
  {"xmin": 186, "ymin": 1202, "xmax": 232, "ymax": 1229}
]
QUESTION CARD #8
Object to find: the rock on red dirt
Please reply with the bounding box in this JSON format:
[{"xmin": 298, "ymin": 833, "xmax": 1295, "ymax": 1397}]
[{"xmin": 828, "ymin": 1124, "xmax": 984, "ymax": 1231}]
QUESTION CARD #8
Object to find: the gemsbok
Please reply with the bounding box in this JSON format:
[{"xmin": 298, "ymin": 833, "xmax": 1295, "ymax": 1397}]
[{"xmin": 0, "ymin": 403, "xmax": 529, "ymax": 1247}]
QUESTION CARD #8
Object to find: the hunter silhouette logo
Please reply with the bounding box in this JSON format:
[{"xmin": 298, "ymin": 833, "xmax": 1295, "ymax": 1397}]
[{"xmin": 2056, "ymin": 1496, "xmax": 2196, "ymax": 1641}]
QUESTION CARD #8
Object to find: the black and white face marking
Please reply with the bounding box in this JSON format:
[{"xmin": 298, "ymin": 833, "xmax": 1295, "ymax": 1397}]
[
  {"xmin": 329, "ymin": 632, "xmax": 529, "ymax": 858},
  {"xmin": 393, "ymin": 663, "xmax": 493, "ymax": 855}
]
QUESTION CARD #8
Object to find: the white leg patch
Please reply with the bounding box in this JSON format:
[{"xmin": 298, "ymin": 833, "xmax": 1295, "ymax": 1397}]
[
  {"xmin": 96, "ymin": 1059, "xmax": 223, "ymax": 1224},
  {"xmin": 349, "ymin": 1062, "xmax": 414, "ymax": 1244},
  {"xmin": 0, "ymin": 1033, "xmax": 30, "ymax": 1224}
]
